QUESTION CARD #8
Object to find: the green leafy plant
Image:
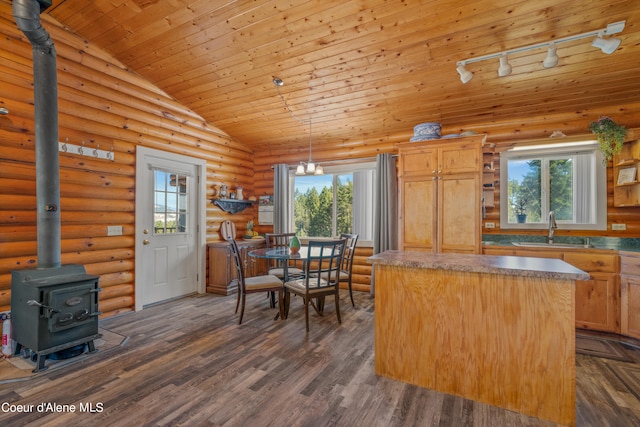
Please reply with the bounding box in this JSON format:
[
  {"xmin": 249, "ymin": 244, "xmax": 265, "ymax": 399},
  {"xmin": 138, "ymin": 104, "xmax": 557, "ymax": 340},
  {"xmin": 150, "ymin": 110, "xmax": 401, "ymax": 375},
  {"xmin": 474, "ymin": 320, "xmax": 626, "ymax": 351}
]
[
  {"xmin": 512, "ymin": 195, "xmax": 528, "ymax": 216},
  {"xmin": 588, "ymin": 116, "xmax": 627, "ymax": 163}
]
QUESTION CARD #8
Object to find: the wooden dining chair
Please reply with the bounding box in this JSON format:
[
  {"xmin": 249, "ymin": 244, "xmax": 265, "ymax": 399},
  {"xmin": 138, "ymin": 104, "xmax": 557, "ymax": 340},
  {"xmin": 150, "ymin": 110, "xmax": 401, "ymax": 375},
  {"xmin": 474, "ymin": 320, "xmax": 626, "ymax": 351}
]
[
  {"xmin": 265, "ymin": 232, "xmax": 305, "ymax": 280},
  {"xmin": 314, "ymin": 234, "xmax": 359, "ymax": 307},
  {"xmin": 229, "ymin": 238, "xmax": 284, "ymax": 324},
  {"xmin": 338, "ymin": 233, "xmax": 359, "ymax": 307},
  {"xmin": 283, "ymin": 239, "xmax": 346, "ymax": 332}
]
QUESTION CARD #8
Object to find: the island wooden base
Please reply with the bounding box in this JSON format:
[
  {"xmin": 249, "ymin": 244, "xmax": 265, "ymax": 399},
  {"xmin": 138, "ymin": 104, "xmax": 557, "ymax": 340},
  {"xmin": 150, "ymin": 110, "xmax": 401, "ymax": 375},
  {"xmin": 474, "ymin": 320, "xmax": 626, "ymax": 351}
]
[{"xmin": 374, "ymin": 265, "xmax": 576, "ymax": 426}]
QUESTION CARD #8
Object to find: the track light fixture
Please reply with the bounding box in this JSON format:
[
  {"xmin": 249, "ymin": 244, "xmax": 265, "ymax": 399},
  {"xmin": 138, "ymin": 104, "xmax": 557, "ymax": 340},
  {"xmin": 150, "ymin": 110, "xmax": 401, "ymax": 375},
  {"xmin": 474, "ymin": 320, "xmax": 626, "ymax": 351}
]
[
  {"xmin": 456, "ymin": 21, "xmax": 625, "ymax": 83},
  {"xmin": 591, "ymin": 34, "xmax": 621, "ymax": 54},
  {"xmin": 498, "ymin": 54, "xmax": 512, "ymax": 77},
  {"xmin": 542, "ymin": 44, "xmax": 559, "ymax": 68},
  {"xmin": 456, "ymin": 63, "xmax": 473, "ymax": 83}
]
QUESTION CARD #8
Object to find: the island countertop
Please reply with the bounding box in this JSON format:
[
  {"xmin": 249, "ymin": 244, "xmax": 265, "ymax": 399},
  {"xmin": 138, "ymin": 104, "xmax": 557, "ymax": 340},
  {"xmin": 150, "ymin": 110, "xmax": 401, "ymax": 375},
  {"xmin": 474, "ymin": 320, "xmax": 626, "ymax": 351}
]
[{"xmin": 368, "ymin": 250, "xmax": 590, "ymax": 281}]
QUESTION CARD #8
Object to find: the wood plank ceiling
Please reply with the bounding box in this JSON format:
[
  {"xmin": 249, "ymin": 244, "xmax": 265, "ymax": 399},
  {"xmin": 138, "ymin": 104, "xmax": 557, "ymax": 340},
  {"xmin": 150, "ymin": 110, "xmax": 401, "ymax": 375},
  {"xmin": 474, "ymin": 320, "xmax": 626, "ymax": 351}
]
[{"xmin": 44, "ymin": 0, "xmax": 640, "ymax": 153}]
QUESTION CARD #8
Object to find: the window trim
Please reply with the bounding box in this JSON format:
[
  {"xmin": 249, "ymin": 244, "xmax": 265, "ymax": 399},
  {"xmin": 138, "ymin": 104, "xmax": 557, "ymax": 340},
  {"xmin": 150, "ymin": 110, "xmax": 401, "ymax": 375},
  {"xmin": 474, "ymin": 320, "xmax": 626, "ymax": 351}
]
[{"xmin": 499, "ymin": 141, "xmax": 607, "ymax": 231}]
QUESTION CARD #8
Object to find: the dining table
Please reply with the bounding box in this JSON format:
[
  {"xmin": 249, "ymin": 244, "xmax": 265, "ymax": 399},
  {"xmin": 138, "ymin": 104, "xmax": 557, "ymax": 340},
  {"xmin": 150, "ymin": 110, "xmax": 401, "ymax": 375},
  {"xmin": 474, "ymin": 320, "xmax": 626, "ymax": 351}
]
[{"xmin": 248, "ymin": 246, "xmax": 309, "ymax": 282}]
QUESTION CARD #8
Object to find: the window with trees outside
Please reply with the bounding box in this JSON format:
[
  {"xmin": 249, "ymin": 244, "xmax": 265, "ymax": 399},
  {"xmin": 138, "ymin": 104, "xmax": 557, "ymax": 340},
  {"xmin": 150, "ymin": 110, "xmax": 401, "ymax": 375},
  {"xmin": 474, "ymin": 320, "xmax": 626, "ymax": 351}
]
[
  {"xmin": 291, "ymin": 163, "xmax": 375, "ymax": 242},
  {"xmin": 499, "ymin": 140, "xmax": 607, "ymax": 230},
  {"xmin": 154, "ymin": 170, "xmax": 188, "ymax": 234}
]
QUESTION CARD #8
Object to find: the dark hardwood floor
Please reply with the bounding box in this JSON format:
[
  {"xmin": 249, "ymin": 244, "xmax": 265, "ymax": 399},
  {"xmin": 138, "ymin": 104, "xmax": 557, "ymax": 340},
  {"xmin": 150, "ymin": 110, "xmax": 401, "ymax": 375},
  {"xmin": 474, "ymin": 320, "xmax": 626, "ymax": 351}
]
[{"xmin": 1, "ymin": 290, "xmax": 639, "ymax": 426}]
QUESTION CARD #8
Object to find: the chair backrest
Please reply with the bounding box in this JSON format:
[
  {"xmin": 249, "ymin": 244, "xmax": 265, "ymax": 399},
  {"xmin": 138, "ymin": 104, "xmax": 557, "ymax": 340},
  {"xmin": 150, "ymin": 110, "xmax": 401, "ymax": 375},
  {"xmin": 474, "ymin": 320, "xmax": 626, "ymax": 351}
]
[
  {"xmin": 304, "ymin": 239, "xmax": 347, "ymax": 289},
  {"xmin": 339, "ymin": 233, "xmax": 358, "ymax": 274},
  {"xmin": 228, "ymin": 238, "xmax": 246, "ymax": 293},
  {"xmin": 265, "ymin": 232, "xmax": 297, "ymax": 269},
  {"xmin": 265, "ymin": 232, "xmax": 296, "ymax": 249}
]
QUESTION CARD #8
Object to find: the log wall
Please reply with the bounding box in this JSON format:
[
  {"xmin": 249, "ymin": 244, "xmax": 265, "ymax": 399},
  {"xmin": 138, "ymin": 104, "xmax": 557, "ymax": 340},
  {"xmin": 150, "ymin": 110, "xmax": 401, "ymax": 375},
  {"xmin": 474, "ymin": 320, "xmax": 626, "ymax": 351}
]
[
  {"xmin": 2, "ymin": 3, "xmax": 640, "ymax": 313},
  {"xmin": 0, "ymin": 6, "xmax": 257, "ymax": 317}
]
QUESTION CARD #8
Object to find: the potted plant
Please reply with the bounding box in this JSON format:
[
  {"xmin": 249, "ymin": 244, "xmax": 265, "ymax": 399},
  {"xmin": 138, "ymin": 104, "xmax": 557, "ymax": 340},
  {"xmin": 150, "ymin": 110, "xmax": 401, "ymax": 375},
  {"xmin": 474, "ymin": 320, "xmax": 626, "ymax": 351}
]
[
  {"xmin": 588, "ymin": 116, "xmax": 628, "ymax": 163},
  {"xmin": 512, "ymin": 196, "xmax": 528, "ymax": 223}
]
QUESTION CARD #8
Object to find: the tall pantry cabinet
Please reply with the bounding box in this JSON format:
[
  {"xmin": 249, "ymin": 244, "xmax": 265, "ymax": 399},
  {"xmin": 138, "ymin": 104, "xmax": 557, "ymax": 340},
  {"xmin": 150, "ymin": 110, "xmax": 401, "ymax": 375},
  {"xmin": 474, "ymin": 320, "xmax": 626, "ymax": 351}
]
[{"xmin": 397, "ymin": 134, "xmax": 485, "ymax": 253}]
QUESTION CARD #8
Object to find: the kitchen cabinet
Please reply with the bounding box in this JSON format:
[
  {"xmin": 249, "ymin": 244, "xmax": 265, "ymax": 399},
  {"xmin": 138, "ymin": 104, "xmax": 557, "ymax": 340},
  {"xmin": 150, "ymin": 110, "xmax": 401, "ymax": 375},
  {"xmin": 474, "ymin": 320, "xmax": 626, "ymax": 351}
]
[
  {"xmin": 207, "ymin": 239, "xmax": 266, "ymax": 295},
  {"xmin": 620, "ymin": 251, "xmax": 640, "ymax": 339},
  {"xmin": 398, "ymin": 135, "xmax": 485, "ymax": 253},
  {"xmin": 612, "ymin": 130, "xmax": 640, "ymax": 207},
  {"xmin": 483, "ymin": 245, "xmax": 620, "ymax": 333},
  {"xmin": 565, "ymin": 251, "xmax": 620, "ymax": 333}
]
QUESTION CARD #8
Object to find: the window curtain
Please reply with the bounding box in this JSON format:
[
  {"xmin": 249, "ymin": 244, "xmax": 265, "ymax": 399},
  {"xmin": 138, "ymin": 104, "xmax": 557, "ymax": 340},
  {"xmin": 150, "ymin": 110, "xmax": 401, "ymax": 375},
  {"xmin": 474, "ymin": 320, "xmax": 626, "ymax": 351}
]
[
  {"xmin": 273, "ymin": 164, "xmax": 291, "ymax": 233},
  {"xmin": 575, "ymin": 153, "xmax": 595, "ymax": 223},
  {"xmin": 371, "ymin": 153, "xmax": 398, "ymax": 296},
  {"xmin": 353, "ymin": 169, "xmax": 375, "ymax": 241}
]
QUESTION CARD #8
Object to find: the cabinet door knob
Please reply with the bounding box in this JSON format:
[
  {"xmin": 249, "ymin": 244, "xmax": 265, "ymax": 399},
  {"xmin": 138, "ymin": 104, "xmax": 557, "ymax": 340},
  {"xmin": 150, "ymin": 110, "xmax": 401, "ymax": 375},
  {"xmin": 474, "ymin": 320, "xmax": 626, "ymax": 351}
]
[{"xmin": 143, "ymin": 239, "xmax": 150, "ymax": 245}]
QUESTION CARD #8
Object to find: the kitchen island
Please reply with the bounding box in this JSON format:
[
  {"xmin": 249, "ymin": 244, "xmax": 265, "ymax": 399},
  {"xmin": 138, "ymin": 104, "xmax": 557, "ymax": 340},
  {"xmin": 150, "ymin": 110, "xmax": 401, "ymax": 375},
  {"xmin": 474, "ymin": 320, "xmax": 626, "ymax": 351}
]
[{"xmin": 368, "ymin": 251, "xmax": 589, "ymax": 427}]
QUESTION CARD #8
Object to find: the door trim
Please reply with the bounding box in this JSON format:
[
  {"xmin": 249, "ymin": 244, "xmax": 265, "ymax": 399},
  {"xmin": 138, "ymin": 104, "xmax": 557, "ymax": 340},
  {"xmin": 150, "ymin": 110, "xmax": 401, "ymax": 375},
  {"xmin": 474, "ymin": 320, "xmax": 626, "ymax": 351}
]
[{"xmin": 135, "ymin": 146, "xmax": 207, "ymax": 311}]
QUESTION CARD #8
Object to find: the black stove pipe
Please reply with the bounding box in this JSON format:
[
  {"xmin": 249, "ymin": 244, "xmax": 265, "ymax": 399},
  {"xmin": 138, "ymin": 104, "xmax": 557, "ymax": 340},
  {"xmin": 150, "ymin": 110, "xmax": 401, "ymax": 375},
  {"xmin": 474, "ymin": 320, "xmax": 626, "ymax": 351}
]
[{"xmin": 13, "ymin": 0, "xmax": 60, "ymax": 268}]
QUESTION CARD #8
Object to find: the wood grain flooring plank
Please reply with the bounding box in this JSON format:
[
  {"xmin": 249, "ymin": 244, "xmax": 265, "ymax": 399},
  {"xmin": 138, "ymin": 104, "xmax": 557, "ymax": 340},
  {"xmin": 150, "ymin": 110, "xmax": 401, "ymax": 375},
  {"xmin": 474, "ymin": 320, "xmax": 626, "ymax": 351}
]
[{"xmin": 1, "ymin": 290, "xmax": 639, "ymax": 426}]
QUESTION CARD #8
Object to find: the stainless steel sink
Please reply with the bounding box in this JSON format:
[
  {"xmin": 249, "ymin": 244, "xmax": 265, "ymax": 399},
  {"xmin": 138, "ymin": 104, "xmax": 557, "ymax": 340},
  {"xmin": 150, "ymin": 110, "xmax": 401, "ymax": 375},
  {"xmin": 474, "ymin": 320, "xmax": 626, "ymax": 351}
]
[{"xmin": 512, "ymin": 242, "xmax": 594, "ymax": 249}]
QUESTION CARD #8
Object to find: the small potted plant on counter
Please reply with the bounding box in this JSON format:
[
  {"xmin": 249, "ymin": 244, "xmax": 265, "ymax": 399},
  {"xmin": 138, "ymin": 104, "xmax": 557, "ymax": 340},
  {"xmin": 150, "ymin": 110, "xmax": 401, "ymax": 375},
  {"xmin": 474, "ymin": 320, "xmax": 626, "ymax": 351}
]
[{"xmin": 589, "ymin": 116, "xmax": 628, "ymax": 164}]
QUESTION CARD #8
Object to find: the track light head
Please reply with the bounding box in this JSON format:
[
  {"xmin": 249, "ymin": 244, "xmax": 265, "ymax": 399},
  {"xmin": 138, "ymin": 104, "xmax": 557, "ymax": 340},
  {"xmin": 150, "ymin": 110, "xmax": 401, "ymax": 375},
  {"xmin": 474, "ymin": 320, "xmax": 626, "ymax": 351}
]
[
  {"xmin": 592, "ymin": 36, "xmax": 621, "ymax": 54},
  {"xmin": 498, "ymin": 54, "xmax": 512, "ymax": 77},
  {"xmin": 542, "ymin": 44, "xmax": 559, "ymax": 68},
  {"xmin": 456, "ymin": 63, "xmax": 473, "ymax": 84}
]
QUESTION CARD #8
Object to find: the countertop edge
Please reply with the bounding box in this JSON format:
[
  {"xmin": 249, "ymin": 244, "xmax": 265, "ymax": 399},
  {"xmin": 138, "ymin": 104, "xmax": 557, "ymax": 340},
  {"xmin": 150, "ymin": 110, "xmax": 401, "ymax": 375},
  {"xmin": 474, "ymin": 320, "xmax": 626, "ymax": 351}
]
[{"xmin": 368, "ymin": 250, "xmax": 590, "ymax": 281}]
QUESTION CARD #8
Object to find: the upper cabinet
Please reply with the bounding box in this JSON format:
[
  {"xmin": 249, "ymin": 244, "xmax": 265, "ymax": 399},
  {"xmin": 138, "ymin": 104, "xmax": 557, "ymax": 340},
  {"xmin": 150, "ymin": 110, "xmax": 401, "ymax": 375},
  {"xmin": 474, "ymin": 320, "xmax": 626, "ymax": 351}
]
[
  {"xmin": 397, "ymin": 135, "xmax": 485, "ymax": 254},
  {"xmin": 613, "ymin": 130, "xmax": 640, "ymax": 207}
]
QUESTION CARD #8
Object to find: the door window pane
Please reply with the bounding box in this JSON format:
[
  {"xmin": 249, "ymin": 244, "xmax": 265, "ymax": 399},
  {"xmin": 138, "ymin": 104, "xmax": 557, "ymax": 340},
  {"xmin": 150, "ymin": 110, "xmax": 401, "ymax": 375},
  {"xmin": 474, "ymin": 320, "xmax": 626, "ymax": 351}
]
[{"xmin": 153, "ymin": 170, "xmax": 188, "ymax": 234}]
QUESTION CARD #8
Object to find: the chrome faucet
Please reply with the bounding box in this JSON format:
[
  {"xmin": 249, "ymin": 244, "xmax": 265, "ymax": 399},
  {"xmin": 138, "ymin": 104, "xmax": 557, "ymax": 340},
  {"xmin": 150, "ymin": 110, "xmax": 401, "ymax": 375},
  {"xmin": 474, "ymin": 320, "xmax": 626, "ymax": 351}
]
[{"xmin": 548, "ymin": 211, "xmax": 557, "ymax": 244}]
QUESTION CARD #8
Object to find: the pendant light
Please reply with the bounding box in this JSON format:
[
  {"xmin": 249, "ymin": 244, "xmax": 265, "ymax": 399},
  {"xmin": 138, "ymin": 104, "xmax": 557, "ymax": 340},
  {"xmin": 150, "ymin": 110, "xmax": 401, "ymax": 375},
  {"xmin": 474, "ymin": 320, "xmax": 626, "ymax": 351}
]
[{"xmin": 274, "ymin": 77, "xmax": 323, "ymax": 175}]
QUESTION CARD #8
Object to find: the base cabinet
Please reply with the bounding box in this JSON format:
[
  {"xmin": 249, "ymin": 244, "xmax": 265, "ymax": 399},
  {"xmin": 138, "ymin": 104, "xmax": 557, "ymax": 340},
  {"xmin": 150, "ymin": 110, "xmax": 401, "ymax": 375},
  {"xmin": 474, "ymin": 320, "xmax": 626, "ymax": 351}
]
[
  {"xmin": 620, "ymin": 252, "xmax": 640, "ymax": 339},
  {"xmin": 484, "ymin": 246, "xmax": 621, "ymax": 333},
  {"xmin": 207, "ymin": 240, "xmax": 266, "ymax": 295},
  {"xmin": 575, "ymin": 273, "xmax": 620, "ymax": 333}
]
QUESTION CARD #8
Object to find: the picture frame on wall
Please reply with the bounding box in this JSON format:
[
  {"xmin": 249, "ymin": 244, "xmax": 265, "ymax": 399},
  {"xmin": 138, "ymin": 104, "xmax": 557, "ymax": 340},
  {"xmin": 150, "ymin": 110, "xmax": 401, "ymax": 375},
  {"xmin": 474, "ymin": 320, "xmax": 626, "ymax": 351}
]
[{"xmin": 617, "ymin": 167, "xmax": 637, "ymax": 185}]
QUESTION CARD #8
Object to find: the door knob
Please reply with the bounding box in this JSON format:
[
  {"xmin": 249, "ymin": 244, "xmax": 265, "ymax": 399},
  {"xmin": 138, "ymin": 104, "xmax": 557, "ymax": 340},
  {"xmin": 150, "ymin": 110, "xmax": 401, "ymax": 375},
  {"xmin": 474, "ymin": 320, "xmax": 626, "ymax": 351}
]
[{"xmin": 143, "ymin": 239, "xmax": 150, "ymax": 245}]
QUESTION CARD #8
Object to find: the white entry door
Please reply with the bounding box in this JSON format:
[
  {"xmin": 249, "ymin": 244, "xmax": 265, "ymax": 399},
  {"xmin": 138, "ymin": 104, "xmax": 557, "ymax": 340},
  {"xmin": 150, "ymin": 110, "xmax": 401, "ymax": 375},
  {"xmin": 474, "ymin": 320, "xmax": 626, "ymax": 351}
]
[{"xmin": 135, "ymin": 147, "xmax": 206, "ymax": 309}]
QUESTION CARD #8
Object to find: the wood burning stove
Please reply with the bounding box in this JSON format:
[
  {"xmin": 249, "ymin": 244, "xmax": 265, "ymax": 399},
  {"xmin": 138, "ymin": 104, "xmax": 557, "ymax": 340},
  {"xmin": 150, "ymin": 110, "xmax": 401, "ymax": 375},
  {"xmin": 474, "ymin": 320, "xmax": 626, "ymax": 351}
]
[{"xmin": 11, "ymin": 265, "xmax": 102, "ymax": 372}]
